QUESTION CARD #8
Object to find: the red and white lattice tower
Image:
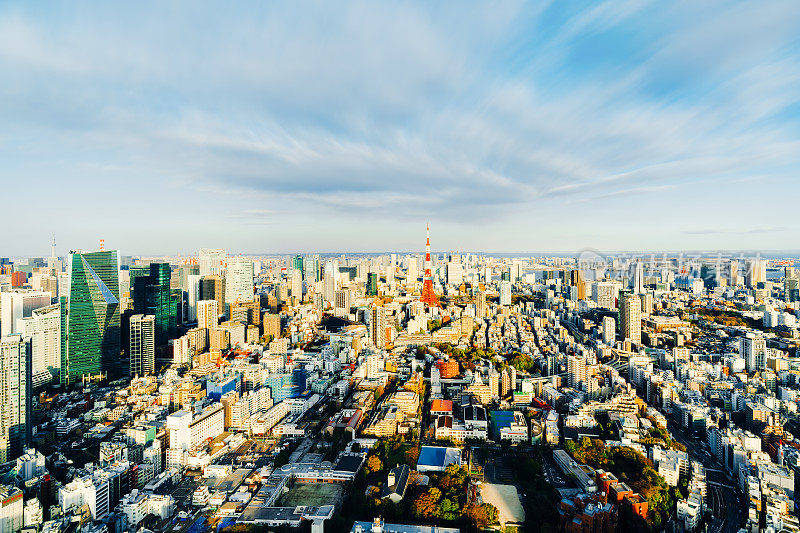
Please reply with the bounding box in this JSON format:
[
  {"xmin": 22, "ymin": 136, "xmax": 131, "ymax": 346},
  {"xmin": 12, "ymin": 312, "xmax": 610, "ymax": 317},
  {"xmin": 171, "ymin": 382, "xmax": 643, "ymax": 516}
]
[{"xmin": 420, "ymin": 224, "xmax": 440, "ymax": 307}]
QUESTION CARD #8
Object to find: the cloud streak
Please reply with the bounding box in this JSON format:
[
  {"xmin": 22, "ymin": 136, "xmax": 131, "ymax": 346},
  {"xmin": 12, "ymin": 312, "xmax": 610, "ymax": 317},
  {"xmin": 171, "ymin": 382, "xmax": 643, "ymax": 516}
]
[{"xmin": 0, "ymin": 1, "xmax": 799, "ymax": 253}]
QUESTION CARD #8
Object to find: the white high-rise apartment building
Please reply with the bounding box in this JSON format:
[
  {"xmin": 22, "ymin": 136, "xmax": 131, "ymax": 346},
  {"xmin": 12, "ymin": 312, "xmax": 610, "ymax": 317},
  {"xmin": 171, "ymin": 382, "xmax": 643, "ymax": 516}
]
[
  {"xmin": 17, "ymin": 303, "xmax": 61, "ymax": 375},
  {"xmin": 1, "ymin": 289, "xmax": 52, "ymax": 337},
  {"xmin": 602, "ymin": 316, "xmax": 616, "ymax": 345},
  {"xmin": 197, "ymin": 300, "xmax": 218, "ymax": 330},
  {"xmin": 130, "ymin": 314, "xmax": 155, "ymax": 377},
  {"xmin": 0, "ymin": 335, "xmax": 30, "ymax": 463},
  {"xmin": 323, "ymin": 262, "xmax": 336, "ymax": 303},
  {"xmin": 290, "ymin": 269, "xmax": 303, "ymax": 301},
  {"xmin": 198, "ymin": 248, "xmax": 225, "ymax": 277},
  {"xmin": 370, "ymin": 306, "xmax": 386, "ymax": 348},
  {"xmin": 224, "ymin": 257, "xmax": 254, "ymax": 304},
  {"xmin": 620, "ymin": 293, "xmax": 642, "ymax": 344},
  {"xmin": 499, "ymin": 280, "xmax": 512, "ymax": 306},
  {"xmin": 567, "ymin": 355, "xmax": 587, "ymax": 390}
]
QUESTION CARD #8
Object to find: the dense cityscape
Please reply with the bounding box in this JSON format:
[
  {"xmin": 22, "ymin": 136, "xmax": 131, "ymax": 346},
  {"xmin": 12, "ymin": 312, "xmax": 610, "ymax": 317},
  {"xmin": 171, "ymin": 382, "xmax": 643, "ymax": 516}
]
[
  {"xmin": 0, "ymin": 230, "xmax": 798, "ymax": 533},
  {"xmin": 3, "ymin": 1, "xmax": 800, "ymax": 532}
]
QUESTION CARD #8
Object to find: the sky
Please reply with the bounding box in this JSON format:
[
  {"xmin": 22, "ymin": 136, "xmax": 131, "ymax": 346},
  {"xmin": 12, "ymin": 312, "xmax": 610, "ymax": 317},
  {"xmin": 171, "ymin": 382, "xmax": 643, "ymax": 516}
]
[{"xmin": 1, "ymin": 1, "xmax": 800, "ymax": 256}]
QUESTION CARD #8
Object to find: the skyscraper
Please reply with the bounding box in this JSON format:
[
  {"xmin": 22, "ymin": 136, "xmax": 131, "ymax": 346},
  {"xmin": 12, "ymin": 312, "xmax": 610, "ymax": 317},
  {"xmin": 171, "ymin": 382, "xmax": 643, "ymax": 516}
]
[
  {"xmin": 323, "ymin": 261, "xmax": 336, "ymax": 302},
  {"xmin": 632, "ymin": 261, "xmax": 644, "ymax": 294},
  {"xmin": 620, "ymin": 293, "xmax": 642, "ymax": 345},
  {"xmin": 406, "ymin": 255, "xmax": 418, "ymax": 285},
  {"xmin": 741, "ymin": 335, "xmax": 767, "ymax": 373},
  {"xmin": 0, "ymin": 335, "xmax": 31, "ymax": 462},
  {"xmin": 593, "ymin": 281, "xmax": 616, "ymax": 309},
  {"xmin": 747, "ymin": 258, "xmax": 767, "ymax": 288},
  {"xmin": 365, "ymin": 272, "xmax": 377, "ymax": 297},
  {"xmin": 199, "ymin": 248, "xmax": 225, "ymax": 277},
  {"xmin": 197, "ymin": 300, "xmax": 219, "ymax": 331},
  {"xmin": 133, "ymin": 263, "xmax": 177, "ymax": 345},
  {"xmin": 225, "ymin": 257, "xmax": 254, "ymax": 305},
  {"xmin": 186, "ymin": 274, "xmax": 202, "ymax": 322},
  {"xmin": 420, "ymin": 225, "xmax": 440, "ymax": 307},
  {"xmin": 499, "ymin": 280, "xmax": 512, "ymax": 306},
  {"xmin": 17, "ymin": 303, "xmax": 61, "ymax": 376},
  {"xmin": 370, "ymin": 306, "xmax": 386, "ymax": 348},
  {"xmin": 602, "ymin": 316, "xmax": 616, "ymax": 345},
  {"xmin": 290, "ymin": 269, "xmax": 303, "ymax": 302},
  {"xmin": 200, "ymin": 275, "xmax": 225, "ymax": 320},
  {"xmin": 129, "ymin": 314, "xmax": 155, "ymax": 377},
  {"xmin": 1, "ymin": 289, "xmax": 52, "ymax": 338},
  {"xmin": 567, "ymin": 355, "xmax": 587, "ymax": 390},
  {"xmin": 62, "ymin": 250, "xmax": 121, "ymax": 385}
]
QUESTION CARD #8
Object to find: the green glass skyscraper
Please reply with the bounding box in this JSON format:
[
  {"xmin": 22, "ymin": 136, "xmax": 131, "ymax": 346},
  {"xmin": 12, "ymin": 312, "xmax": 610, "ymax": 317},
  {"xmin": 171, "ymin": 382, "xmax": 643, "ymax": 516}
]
[
  {"xmin": 366, "ymin": 272, "xmax": 378, "ymax": 296},
  {"xmin": 62, "ymin": 250, "xmax": 121, "ymax": 385}
]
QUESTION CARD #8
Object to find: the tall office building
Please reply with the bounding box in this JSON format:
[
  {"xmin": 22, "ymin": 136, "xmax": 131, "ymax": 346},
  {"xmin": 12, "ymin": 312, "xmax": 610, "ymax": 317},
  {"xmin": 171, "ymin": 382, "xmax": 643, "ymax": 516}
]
[
  {"xmin": 132, "ymin": 263, "xmax": 177, "ymax": 345},
  {"xmin": 446, "ymin": 262, "xmax": 463, "ymax": 287},
  {"xmin": 225, "ymin": 258, "xmax": 254, "ymax": 305},
  {"xmin": 370, "ymin": 306, "xmax": 386, "ymax": 349},
  {"xmin": 633, "ymin": 262, "xmax": 644, "ymax": 294},
  {"xmin": 365, "ymin": 272, "xmax": 378, "ymax": 297},
  {"xmin": 303, "ymin": 256, "xmax": 320, "ymax": 283},
  {"xmin": 620, "ymin": 293, "xmax": 642, "ymax": 344},
  {"xmin": 200, "ymin": 275, "xmax": 225, "ymax": 320},
  {"xmin": 499, "ymin": 280, "xmax": 512, "ymax": 306},
  {"xmin": 1, "ymin": 289, "xmax": 52, "ymax": 338},
  {"xmin": 197, "ymin": 300, "xmax": 219, "ymax": 331},
  {"xmin": 602, "ymin": 316, "xmax": 616, "ymax": 345},
  {"xmin": 741, "ymin": 335, "xmax": 767, "ymax": 373},
  {"xmin": 334, "ymin": 290, "xmax": 352, "ymax": 315},
  {"xmin": 785, "ymin": 274, "xmax": 799, "ymax": 303},
  {"xmin": 323, "ymin": 262, "xmax": 336, "ymax": 302},
  {"xmin": 186, "ymin": 274, "xmax": 202, "ymax": 323},
  {"xmin": 263, "ymin": 313, "xmax": 281, "ymax": 340},
  {"xmin": 747, "ymin": 259, "xmax": 767, "ymax": 288},
  {"xmin": 292, "ymin": 255, "xmax": 304, "ymax": 273},
  {"xmin": 198, "ymin": 248, "xmax": 225, "ymax": 277},
  {"xmin": 729, "ymin": 259, "xmax": 740, "ymax": 287},
  {"xmin": 0, "ymin": 335, "xmax": 31, "ymax": 462},
  {"xmin": 569, "ymin": 270, "xmax": 586, "ymax": 300},
  {"xmin": 475, "ymin": 291, "xmax": 487, "ymax": 318},
  {"xmin": 290, "ymin": 269, "xmax": 303, "ymax": 302},
  {"xmin": 593, "ymin": 281, "xmax": 616, "ymax": 309},
  {"xmin": 62, "ymin": 250, "xmax": 121, "ymax": 385},
  {"xmin": 406, "ymin": 255, "xmax": 418, "ymax": 285},
  {"xmin": 17, "ymin": 303, "xmax": 61, "ymax": 376},
  {"xmin": 129, "ymin": 314, "xmax": 155, "ymax": 377},
  {"xmin": 511, "ymin": 261, "xmax": 523, "ymax": 283}
]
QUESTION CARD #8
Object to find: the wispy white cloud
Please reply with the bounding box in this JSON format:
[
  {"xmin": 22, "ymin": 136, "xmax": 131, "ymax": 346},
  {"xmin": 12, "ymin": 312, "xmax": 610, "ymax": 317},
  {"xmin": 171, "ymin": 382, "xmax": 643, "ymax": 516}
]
[{"xmin": 0, "ymin": 0, "xmax": 799, "ymax": 253}]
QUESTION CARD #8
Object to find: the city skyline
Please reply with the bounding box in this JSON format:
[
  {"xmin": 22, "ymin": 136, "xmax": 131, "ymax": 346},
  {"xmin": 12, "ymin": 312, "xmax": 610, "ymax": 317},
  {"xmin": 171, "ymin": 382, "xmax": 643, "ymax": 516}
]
[{"xmin": 2, "ymin": 1, "xmax": 800, "ymax": 254}]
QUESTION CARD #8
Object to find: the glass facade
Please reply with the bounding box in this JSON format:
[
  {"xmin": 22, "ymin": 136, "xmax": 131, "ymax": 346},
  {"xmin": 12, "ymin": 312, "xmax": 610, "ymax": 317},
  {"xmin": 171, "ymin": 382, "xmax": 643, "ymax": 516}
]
[
  {"xmin": 366, "ymin": 272, "xmax": 378, "ymax": 296},
  {"xmin": 62, "ymin": 251, "xmax": 121, "ymax": 385},
  {"xmin": 133, "ymin": 263, "xmax": 178, "ymax": 345}
]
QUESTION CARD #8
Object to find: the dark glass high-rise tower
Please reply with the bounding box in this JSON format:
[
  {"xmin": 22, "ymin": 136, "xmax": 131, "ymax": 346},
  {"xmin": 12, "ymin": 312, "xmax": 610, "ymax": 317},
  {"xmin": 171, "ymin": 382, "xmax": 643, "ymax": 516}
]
[
  {"xmin": 62, "ymin": 250, "xmax": 121, "ymax": 385},
  {"xmin": 132, "ymin": 263, "xmax": 178, "ymax": 345}
]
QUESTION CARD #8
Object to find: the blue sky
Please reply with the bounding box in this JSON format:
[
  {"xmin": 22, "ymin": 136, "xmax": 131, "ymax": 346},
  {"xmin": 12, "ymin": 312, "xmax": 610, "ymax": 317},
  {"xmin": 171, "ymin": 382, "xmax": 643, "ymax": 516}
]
[{"xmin": 1, "ymin": 1, "xmax": 799, "ymax": 255}]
